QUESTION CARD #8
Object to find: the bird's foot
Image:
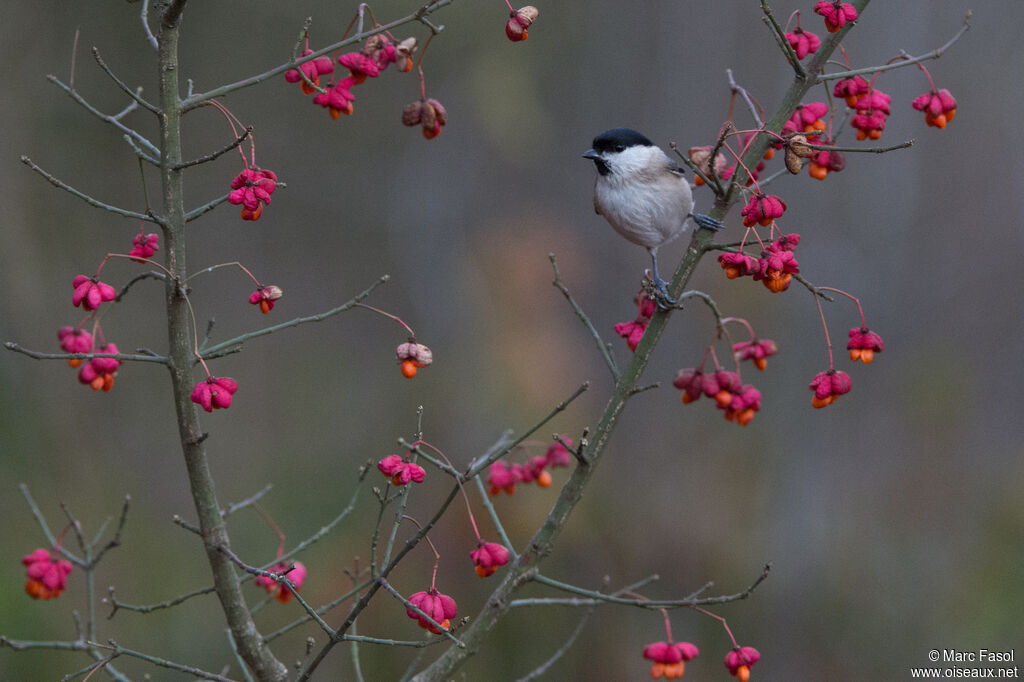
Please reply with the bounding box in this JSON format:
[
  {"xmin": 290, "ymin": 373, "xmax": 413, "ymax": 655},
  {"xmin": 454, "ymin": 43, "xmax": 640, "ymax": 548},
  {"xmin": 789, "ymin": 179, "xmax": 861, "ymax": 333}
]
[
  {"xmin": 643, "ymin": 270, "xmax": 676, "ymax": 310},
  {"xmin": 692, "ymin": 213, "xmax": 725, "ymax": 231}
]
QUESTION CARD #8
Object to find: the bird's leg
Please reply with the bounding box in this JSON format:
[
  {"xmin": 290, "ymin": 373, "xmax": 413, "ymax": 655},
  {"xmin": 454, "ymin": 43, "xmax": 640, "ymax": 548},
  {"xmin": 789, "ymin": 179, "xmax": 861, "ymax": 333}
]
[
  {"xmin": 691, "ymin": 213, "xmax": 725, "ymax": 231},
  {"xmin": 647, "ymin": 248, "xmax": 676, "ymax": 309}
]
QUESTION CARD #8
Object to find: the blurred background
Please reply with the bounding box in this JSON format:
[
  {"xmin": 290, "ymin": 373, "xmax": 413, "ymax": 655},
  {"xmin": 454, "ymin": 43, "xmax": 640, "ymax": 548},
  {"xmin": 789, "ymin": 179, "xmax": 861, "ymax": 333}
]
[{"xmin": 2, "ymin": 1, "xmax": 1021, "ymax": 680}]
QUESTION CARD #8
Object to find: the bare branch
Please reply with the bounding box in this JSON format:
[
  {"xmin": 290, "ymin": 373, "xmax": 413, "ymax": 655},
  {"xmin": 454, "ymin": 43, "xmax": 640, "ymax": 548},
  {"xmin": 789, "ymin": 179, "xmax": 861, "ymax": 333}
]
[
  {"xmin": 107, "ymin": 584, "xmax": 216, "ymax": 619},
  {"xmin": 199, "ymin": 275, "xmax": 390, "ymax": 358},
  {"xmin": 46, "ymin": 75, "xmax": 160, "ymax": 158},
  {"xmin": 91, "ymin": 48, "xmax": 160, "ymax": 114},
  {"xmin": 549, "ymin": 253, "xmax": 620, "ymax": 381},
  {"xmin": 760, "ymin": 0, "xmax": 806, "ymax": 79},
  {"xmin": 20, "ymin": 156, "xmax": 157, "ymax": 223},
  {"xmin": 174, "ymin": 127, "xmax": 253, "ymax": 170},
  {"xmin": 819, "ymin": 11, "xmax": 972, "ymax": 82},
  {"xmin": 140, "ymin": 0, "xmax": 158, "ymax": 51},
  {"xmin": 5, "ymin": 342, "xmax": 168, "ymax": 365}
]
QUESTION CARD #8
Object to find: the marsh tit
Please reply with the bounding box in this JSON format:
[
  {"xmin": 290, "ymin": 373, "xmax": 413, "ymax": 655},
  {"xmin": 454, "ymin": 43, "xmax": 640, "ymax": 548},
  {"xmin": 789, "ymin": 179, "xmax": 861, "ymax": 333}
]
[{"xmin": 583, "ymin": 127, "xmax": 722, "ymax": 305}]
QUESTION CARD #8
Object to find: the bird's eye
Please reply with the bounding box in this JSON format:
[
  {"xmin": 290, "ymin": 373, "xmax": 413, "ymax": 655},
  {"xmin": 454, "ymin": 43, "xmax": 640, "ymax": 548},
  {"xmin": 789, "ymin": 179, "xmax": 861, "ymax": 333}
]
[{"xmin": 614, "ymin": 144, "xmax": 626, "ymax": 153}]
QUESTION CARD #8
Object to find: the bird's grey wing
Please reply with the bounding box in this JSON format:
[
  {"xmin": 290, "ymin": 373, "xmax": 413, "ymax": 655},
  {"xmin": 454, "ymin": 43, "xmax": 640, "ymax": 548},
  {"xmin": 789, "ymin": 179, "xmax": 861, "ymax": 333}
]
[{"xmin": 666, "ymin": 160, "xmax": 687, "ymax": 177}]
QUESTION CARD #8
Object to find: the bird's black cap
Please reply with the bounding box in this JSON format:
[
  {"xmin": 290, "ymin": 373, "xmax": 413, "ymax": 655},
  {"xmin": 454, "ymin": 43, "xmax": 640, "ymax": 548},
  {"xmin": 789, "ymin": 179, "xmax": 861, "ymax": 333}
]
[{"xmin": 589, "ymin": 128, "xmax": 654, "ymax": 154}]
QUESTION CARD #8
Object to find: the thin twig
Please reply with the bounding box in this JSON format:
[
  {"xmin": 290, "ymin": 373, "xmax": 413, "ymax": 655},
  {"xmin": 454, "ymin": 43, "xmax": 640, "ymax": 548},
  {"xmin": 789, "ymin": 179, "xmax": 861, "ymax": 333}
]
[
  {"xmin": 343, "ymin": 633, "xmax": 442, "ymax": 648},
  {"xmin": 728, "ymin": 69, "xmax": 764, "ymax": 127},
  {"xmin": 222, "ymin": 484, "xmax": 274, "ymax": 518},
  {"xmin": 107, "ymin": 584, "xmax": 217, "ymax": 619},
  {"xmin": 122, "ymin": 133, "xmax": 160, "ymax": 166},
  {"xmin": 185, "ymin": 193, "xmax": 231, "ymax": 222},
  {"xmin": 792, "ymin": 273, "xmax": 835, "ymax": 301},
  {"xmin": 174, "ymin": 127, "xmax": 253, "ymax": 170},
  {"xmin": 20, "ymin": 156, "xmax": 156, "ymax": 223},
  {"xmin": 549, "ymin": 254, "xmax": 620, "ymax": 381},
  {"xmin": 117, "ymin": 271, "xmax": 167, "ymax": 301},
  {"xmin": 515, "ymin": 604, "xmax": 593, "ymax": 681},
  {"xmin": 92, "ymin": 48, "xmax": 161, "ymax": 114},
  {"xmin": 87, "ymin": 640, "xmax": 237, "ymax": 682},
  {"xmin": 281, "ymin": 583, "xmax": 336, "ymax": 639},
  {"xmin": 297, "ymin": 482, "xmax": 463, "ymax": 680},
  {"xmin": 91, "ymin": 495, "xmax": 130, "ymax": 565},
  {"xmin": 18, "ymin": 484, "xmax": 71, "ymax": 560},
  {"xmin": 510, "ymin": 574, "xmax": 660, "ymax": 608},
  {"xmin": 270, "ymin": 465, "xmax": 369, "ymax": 567},
  {"xmin": 262, "ymin": 578, "xmax": 374, "ymax": 643},
  {"xmin": 818, "ymin": 11, "xmax": 971, "ymax": 82},
  {"xmin": 5, "ymin": 342, "xmax": 168, "ymax": 365},
  {"xmin": 199, "ymin": 275, "xmax": 390, "ymax": 358},
  {"xmin": 140, "ymin": 0, "xmax": 158, "ymax": 50},
  {"xmin": 464, "ymin": 382, "xmax": 590, "ymax": 479},
  {"xmin": 472, "ymin": 475, "xmax": 514, "ymax": 551},
  {"xmin": 805, "ymin": 138, "xmax": 914, "ymax": 154},
  {"xmin": 760, "ymin": 0, "xmax": 806, "ymax": 79},
  {"xmin": 46, "ymin": 75, "xmax": 160, "ymax": 157},
  {"xmin": 398, "ymin": 439, "xmax": 462, "ymax": 479},
  {"xmin": 530, "ymin": 564, "xmax": 770, "ymax": 609}
]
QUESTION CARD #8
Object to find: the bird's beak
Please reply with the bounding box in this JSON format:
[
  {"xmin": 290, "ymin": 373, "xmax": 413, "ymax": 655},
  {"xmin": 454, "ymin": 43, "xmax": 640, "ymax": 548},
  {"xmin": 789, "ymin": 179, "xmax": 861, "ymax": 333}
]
[{"xmin": 582, "ymin": 149, "xmax": 601, "ymax": 161}]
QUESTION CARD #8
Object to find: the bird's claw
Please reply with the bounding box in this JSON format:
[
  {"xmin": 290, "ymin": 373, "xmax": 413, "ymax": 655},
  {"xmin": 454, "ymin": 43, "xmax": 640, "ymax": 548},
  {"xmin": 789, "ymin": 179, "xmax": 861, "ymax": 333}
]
[
  {"xmin": 692, "ymin": 213, "xmax": 724, "ymax": 232},
  {"xmin": 644, "ymin": 271, "xmax": 676, "ymax": 309}
]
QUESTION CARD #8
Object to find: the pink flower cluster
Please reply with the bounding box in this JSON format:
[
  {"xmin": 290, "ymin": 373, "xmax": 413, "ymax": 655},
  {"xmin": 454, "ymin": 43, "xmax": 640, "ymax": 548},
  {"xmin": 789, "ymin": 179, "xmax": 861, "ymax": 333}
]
[
  {"xmin": 128, "ymin": 232, "xmax": 159, "ymax": 262},
  {"xmin": 848, "ymin": 327, "xmax": 884, "ymax": 364},
  {"xmin": 303, "ymin": 35, "xmax": 416, "ymax": 120},
  {"xmin": 377, "ymin": 454, "xmax": 427, "ymax": 486},
  {"xmin": 254, "ymin": 561, "xmax": 307, "ymax": 604},
  {"xmin": 469, "ymin": 540, "xmax": 511, "ymax": 578},
  {"xmin": 487, "ymin": 438, "xmax": 573, "ymax": 496},
  {"xmin": 718, "ymin": 233, "xmax": 801, "ymax": 293},
  {"xmin": 402, "ymin": 98, "xmax": 448, "ymax": 140},
  {"xmin": 912, "ymin": 89, "xmax": 958, "ymax": 129},
  {"xmin": 228, "ymin": 168, "xmax": 278, "ymax": 221},
  {"xmin": 191, "ymin": 376, "xmax": 238, "ymax": 412},
  {"xmin": 673, "ymin": 368, "xmax": 762, "ymax": 426},
  {"xmin": 396, "ymin": 341, "xmax": 434, "ymax": 378},
  {"xmin": 78, "ymin": 342, "xmax": 120, "ymax": 392},
  {"xmin": 808, "ymin": 143, "xmax": 845, "ymax": 181},
  {"xmin": 783, "ymin": 101, "xmax": 828, "ymax": 136},
  {"xmin": 285, "ymin": 48, "xmax": 334, "ymax": 95},
  {"xmin": 72, "ymin": 275, "xmax": 116, "ymax": 311},
  {"xmin": 733, "ymin": 338, "xmax": 779, "ymax": 372},
  {"xmin": 809, "ymin": 369, "xmax": 852, "ymax": 408},
  {"xmin": 22, "ymin": 548, "xmax": 73, "ymax": 600},
  {"xmin": 724, "ymin": 645, "xmax": 761, "ymax": 680},
  {"xmin": 833, "ymin": 75, "xmax": 957, "ymax": 140},
  {"xmin": 740, "ymin": 194, "xmax": 786, "ymax": 228},
  {"xmin": 786, "ymin": 26, "xmax": 820, "ymax": 60},
  {"xmin": 614, "ymin": 291, "xmax": 658, "ymax": 352},
  {"xmin": 833, "ymin": 75, "xmax": 870, "ymax": 107},
  {"xmin": 643, "ymin": 640, "xmax": 699, "ymax": 680},
  {"xmin": 814, "ymin": 1, "xmax": 857, "ymax": 33},
  {"xmin": 58, "ymin": 326, "xmax": 93, "ymax": 368},
  {"xmin": 249, "ymin": 285, "xmax": 282, "ymax": 314},
  {"xmin": 851, "ymin": 89, "xmax": 891, "ymax": 141},
  {"xmin": 505, "ymin": 6, "xmax": 539, "ymax": 42},
  {"xmin": 406, "ymin": 588, "xmax": 457, "ymax": 634}
]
